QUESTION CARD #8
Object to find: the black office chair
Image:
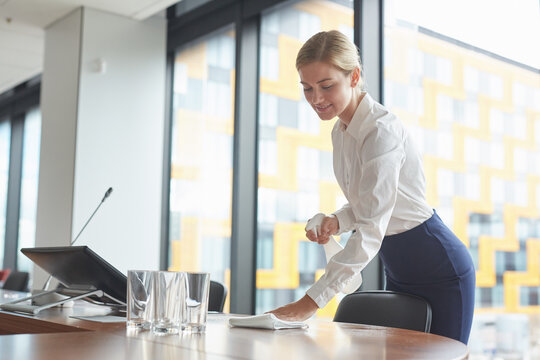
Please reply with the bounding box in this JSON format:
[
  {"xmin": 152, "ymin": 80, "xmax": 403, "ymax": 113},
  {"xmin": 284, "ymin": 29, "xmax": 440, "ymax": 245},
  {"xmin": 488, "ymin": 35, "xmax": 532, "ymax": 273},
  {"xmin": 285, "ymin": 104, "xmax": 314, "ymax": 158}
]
[
  {"xmin": 208, "ymin": 280, "xmax": 228, "ymax": 312},
  {"xmin": 2, "ymin": 271, "xmax": 30, "ymax": 292},
  {"xmin": 333, "ymin": 290, "xmax": 432, "ymax": 333}
]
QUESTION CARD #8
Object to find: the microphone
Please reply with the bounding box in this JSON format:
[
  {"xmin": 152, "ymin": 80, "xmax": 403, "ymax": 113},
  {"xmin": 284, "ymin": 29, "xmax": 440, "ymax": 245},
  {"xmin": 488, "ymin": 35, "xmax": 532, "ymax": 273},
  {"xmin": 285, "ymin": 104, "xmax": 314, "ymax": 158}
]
[
  {"xmin": 42, "ymin": 187, "xmax": 114, "ymax": 290},
  {"xmin": 71, "ymin": 187, "xmax": 113, "ymax": 245}
]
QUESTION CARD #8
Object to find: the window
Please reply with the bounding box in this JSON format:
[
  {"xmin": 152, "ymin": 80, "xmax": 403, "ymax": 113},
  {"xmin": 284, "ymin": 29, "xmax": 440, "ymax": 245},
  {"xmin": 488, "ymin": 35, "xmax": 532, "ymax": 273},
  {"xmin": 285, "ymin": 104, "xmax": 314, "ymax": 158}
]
[
  {"xmin": 17, "ymin": 108, "xmax": 41, "ymax": 273},
  {"xmin": 0, "ymin": 119, "xmax": 10, "ymax": 264},
  {"xmin": 256, "ymin": 0, "xmax": 354, "ymax": 317},
  {"xmin": 384, "ymin": 0, "xmax": 540, "ymax": 355},
  {"xmin": 168, "ymin": 25, "xmax": 236, "ymax": 311},
  {"xmin": 0, "ymin": 79, "xmax": 40, "ymax": 271}
]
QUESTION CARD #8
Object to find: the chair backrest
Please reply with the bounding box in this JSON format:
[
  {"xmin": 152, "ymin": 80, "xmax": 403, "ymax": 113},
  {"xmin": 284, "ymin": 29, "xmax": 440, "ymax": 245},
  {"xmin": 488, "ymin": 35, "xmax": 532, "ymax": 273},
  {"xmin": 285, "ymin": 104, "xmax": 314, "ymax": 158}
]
[
  {"xmin": 208, "ymin": 280, "xmax": 227, "ymax": 312},
  {"xmin": 2, "ymin": 271, "xmax": 30, "ymax": 292},
  {"xmin": 333, "ymin": 290, "xmax": 432, "ymax": 333}
]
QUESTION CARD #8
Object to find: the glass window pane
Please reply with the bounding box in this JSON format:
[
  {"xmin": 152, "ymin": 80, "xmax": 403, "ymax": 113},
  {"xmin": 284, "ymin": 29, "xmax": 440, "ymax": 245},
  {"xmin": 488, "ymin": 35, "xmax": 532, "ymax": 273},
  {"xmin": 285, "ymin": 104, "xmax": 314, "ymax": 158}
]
[
  {"xmin": 256, "ymin": 0, "xmax": 354, "ymax": 317},
  {"xmin": 168, "ymin": 25, "xmax": 235, "ymax": 312},
  {"xmin": 17, "ymin": 108, "xmax": 41, "ymax": 273},
  {"xmin": 384, "ymin": 0, "xmax": 540, "ymax": 355},
  {"xmin": 0, "ymin": 119, "xmax": 10, "ymax": 267}
]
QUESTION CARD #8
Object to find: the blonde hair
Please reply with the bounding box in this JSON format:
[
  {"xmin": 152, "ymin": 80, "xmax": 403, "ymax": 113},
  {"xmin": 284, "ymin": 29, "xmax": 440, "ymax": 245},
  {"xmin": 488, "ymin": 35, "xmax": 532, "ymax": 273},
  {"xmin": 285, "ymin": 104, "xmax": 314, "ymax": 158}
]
[{"xmin": 296, "ymin": 30, "xmax": 363, "ymax": 89}]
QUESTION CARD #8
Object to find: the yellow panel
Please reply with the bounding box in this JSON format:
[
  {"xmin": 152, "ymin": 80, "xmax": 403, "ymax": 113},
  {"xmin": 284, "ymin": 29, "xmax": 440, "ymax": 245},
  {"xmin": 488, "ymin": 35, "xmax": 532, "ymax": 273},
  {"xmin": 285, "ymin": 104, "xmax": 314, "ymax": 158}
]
[
  {"xmin": 384, "ymin": 27, "xmax": 417, "ymax": 84},
  {"xmin": 229, "ymin": 69, "xmax": 236, "ymax": 134},
  {"xmin": 175, "ymin": 108, "xmax": 233, "ymax": 138},
  {"xmin": 169, "ymin": 240, "xmax": 182, "ymax": 272},
  {"xmin": 319, "ymin": 181, "xmax": 342, "ymax": 215},
  {"xmin": 171, "ymin": 164, "xmax": 200, "ymax": 180},
  {"xmin": 475, "ymin": 174, "xmax": 540, "ymax": 287},
  {"xmin": 169, "ymin": 217, "xmax": 231, "ymax": 272},
  {"xmin": 224, "ymin": 268, "xmax": 231, "ymax": 313},
  {"xmin": 475, "ymin": 306, "xmax": 540, "ymax": 314},
  {"xmin": 393, "ymin": 108, "xmax": 420, "ymax": 126},
  {"xmin": 294, "ymin": 0, "xmax": 353, "ymax": 30},
  {"xmin": 259, "ymin": 122, "xmax": 334, "ymax": 191},
  {"xmin": 169, "ymin": 217, "xmax": 200, "ymax": 272},
  {"xmin": 260, "ymin": 35, "xmax": 303, "ymax": 101},
  {"xmin": 175, "ymin": 41, "xmax": 207, "ymax": 80},
  {"xmin": 256, "ymin": 222, "xmax": 304, "ymax": 289},
  {"xmin": 173, "ymin": 109, "xmax": 205, "ymax": 168},
  {"xmin": 453, "ymin": 197, "xmax": 493, "ymax": 248}
]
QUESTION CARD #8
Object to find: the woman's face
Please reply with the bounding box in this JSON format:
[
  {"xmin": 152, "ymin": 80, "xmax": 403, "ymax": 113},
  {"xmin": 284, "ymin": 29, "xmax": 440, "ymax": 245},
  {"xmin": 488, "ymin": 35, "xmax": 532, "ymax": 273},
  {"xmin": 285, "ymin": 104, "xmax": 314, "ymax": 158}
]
[{"xmin": 298, "ymin": 61, "xmax": 357, "ymax": 122}]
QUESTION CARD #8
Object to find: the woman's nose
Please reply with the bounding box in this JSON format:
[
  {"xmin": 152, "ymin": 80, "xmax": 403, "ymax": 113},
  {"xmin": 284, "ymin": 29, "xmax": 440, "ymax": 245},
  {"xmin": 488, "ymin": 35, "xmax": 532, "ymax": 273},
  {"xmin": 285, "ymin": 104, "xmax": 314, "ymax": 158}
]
[{"xmin": 311, "ymin": 89, "xmax": 323, "ymax": 104}]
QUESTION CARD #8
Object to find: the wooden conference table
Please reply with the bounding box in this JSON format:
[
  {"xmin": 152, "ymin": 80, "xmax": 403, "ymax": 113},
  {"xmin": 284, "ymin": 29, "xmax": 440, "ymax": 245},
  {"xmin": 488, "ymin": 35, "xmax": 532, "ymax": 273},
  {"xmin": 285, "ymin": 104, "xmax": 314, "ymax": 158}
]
[{"xmin": 0, "ymin": 290, "xmax": 469, "ymax": 359}]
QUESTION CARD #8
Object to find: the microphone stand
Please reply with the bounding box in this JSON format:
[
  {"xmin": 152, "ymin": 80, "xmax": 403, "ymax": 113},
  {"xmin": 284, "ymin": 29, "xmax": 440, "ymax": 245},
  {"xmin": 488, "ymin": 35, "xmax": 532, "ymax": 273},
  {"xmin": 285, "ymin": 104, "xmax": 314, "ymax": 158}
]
[{"xmin": 42, "ymin": 187, "xmax": 113, "ymax": 291}]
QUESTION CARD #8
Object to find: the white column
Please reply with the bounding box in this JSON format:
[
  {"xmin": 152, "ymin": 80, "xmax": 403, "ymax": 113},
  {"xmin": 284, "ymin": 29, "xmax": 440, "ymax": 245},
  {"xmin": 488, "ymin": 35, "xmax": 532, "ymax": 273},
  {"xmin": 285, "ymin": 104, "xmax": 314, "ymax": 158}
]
[{"xmin": 34, "ymin": 7, "xmax": 166, "ymax": 289}]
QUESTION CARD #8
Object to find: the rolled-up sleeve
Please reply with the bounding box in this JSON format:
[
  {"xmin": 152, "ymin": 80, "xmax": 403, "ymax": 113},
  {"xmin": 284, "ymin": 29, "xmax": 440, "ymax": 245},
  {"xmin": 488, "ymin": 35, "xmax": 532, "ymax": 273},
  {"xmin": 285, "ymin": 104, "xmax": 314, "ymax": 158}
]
[{"xmin": 306, "ymin": 125, "xmax": 406, "ymax": 308}]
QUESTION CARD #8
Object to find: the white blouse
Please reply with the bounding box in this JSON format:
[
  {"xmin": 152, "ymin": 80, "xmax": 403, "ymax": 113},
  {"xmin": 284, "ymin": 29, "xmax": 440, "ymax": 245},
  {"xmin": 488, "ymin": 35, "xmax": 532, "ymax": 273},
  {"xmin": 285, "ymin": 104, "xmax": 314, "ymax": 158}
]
[{"xmin": 306, "ymin": 93, "xmax": 433, "ymax": 308}]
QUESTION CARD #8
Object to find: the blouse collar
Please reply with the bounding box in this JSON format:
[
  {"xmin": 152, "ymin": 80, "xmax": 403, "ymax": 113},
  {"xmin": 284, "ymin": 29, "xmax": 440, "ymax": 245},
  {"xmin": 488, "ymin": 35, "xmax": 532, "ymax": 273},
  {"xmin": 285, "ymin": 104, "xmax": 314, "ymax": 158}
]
[{"xmin": 338, "ymin": 92, "xmax": 373, "ymax": 139}]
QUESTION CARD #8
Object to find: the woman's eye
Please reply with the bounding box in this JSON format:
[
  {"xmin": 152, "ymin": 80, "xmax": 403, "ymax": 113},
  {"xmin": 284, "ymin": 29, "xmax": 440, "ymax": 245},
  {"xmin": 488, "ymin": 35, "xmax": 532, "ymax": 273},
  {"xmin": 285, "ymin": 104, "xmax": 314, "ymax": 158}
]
[
  {"xmin": 303, "ymin": 88, "xmax": 312, "ymax": 92},
  {"xmin": 322, "ymin": 85, "xmax": 333, "ymax": 90}
]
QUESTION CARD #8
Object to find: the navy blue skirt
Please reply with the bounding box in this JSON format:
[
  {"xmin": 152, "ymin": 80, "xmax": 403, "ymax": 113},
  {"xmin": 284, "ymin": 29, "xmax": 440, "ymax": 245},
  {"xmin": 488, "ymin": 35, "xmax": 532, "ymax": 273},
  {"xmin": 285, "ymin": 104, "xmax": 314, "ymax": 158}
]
[{"xmin": 379, "ymin": 210, "xmax": 475, "ymax": 344}]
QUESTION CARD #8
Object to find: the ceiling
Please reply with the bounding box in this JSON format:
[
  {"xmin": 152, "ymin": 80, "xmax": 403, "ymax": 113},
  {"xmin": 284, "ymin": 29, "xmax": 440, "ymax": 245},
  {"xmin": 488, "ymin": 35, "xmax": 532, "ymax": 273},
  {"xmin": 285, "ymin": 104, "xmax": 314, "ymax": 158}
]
[{"xmin": 0, "ymin": 0, "xmax": 179, "ymax": 94}]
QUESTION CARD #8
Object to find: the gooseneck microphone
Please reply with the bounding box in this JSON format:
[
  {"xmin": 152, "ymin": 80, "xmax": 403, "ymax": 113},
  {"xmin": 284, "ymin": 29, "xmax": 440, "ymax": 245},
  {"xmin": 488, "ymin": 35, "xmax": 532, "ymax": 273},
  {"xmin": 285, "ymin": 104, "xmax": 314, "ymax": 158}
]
[
  {"xmin": 71, "ymin": 187, "xmax": 113, "ymax": 245},
  {"xmin": 42, "ymin": 187, "xmax": 113, "ymax": 290}
]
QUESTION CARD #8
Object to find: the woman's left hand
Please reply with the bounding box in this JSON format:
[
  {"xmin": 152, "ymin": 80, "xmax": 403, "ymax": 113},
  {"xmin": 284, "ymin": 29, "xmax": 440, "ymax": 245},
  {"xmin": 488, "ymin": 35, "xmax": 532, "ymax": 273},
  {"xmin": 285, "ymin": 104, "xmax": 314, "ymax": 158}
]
[{"xmin": 266, "ymin": 295, "xmax": 319, "ymax": 321}]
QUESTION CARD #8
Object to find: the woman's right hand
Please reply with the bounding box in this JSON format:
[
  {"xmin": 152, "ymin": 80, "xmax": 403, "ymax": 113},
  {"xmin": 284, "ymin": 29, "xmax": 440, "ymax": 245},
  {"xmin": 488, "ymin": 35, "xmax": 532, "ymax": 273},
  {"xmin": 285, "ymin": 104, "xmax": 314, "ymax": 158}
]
[{"xmin": 305, "ymin": 213, "xmax": 339, "ymax": 244}]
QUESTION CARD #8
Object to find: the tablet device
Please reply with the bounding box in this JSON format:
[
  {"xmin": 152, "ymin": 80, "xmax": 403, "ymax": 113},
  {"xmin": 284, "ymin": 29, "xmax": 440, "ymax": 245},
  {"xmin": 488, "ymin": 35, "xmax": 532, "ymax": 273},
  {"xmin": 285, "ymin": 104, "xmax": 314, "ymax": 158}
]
[{"xmin": 21, "ymin": 246, "xmax": 127, "ymax": 304}]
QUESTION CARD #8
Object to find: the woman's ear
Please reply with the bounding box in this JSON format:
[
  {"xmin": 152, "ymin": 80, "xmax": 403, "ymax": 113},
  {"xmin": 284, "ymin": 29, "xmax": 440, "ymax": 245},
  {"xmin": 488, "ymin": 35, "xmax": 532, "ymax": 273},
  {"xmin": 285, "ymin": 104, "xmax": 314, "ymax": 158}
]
[{"xmin": 350, "ymin": 67, "xmax": 360, "ymax": 87}]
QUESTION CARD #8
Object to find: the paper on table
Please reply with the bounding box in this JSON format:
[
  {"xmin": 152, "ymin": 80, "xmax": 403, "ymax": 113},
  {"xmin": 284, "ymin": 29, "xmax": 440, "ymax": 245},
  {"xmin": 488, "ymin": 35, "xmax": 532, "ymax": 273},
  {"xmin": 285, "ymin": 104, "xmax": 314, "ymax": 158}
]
[
  {"xmin": 305, "ymin": 213, "xmax": 362, "ymax": 294},
  {"xmin": 69, "ymin": 315, "xmax": 126, "ymax": 323},
  {"xmin": 228, "ymin": 313, "xmax": 308, "ymax": 330}
]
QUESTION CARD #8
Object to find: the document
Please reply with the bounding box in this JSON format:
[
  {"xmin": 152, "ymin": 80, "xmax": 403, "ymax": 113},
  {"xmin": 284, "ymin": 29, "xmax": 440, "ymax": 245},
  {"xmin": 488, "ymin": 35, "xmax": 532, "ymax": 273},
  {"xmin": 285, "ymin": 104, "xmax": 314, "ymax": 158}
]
[
  {"xmin": 70, "ymin": 315, "xmax": 126, "ymax": 323},
  {"xmin": 228, "ymin": 313, "xmax": 308, "ymax": 330}
]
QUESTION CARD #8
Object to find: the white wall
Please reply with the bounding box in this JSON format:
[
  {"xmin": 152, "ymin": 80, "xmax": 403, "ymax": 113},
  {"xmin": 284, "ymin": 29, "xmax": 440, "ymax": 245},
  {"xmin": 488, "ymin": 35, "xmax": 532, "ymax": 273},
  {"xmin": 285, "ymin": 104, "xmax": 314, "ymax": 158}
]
[
  {"xmin": 34, "ymin": 7, "xmax": 166, "ymax": 288},
  {"xmin": 34, "ymin": 9, "xmax": 82, "ymax": 288},
  {"xmin": 73, "ymin": 8, "xmax": 165, "ymax": 275}
]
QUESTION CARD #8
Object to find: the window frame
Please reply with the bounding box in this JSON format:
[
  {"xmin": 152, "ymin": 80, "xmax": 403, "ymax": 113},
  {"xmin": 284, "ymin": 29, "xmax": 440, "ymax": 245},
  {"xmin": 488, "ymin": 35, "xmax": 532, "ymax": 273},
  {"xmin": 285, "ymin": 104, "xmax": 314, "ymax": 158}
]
[{"xmin": 0, "ymin": 76, "xmax": 41, "ymax": 270}]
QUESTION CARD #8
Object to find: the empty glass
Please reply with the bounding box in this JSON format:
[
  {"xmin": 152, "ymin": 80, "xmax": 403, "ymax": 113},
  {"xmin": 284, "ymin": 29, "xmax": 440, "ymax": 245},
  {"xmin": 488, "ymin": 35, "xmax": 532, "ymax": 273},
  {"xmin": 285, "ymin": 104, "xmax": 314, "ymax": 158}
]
[
  {"xmin": 152, "ymin": 271, "xmax": 185, "ymax": 335},
  {"xmin": 127, "ymin": 270, "xmax": 154, "ymax": 329},
  {"xmin": 181, "ymin": 272, "xmax": 210, "ymax": 333}
]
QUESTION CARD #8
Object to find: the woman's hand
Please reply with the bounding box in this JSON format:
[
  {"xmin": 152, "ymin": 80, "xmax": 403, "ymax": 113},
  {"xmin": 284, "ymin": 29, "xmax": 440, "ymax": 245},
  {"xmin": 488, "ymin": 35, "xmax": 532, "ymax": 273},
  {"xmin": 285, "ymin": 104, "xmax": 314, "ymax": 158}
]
[
  {"xmin": 305, "ymin": 214, "xmax": 339, "ymax": 244},
  {"xmin": 266, "ymin": 295, "xmax": 319, "ymax": 321}
]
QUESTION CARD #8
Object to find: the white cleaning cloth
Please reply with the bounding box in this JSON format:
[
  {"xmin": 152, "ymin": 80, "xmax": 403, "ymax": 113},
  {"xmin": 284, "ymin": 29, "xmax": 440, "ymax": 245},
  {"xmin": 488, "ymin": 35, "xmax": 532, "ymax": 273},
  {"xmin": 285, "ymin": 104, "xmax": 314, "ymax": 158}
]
[
  {"xmin": 305, "ymin": 213, "xmax": 362, "ymax": 294},
  {"xmin": 228, "ymin": 313, "xmax": 308, "ymax": 330}
]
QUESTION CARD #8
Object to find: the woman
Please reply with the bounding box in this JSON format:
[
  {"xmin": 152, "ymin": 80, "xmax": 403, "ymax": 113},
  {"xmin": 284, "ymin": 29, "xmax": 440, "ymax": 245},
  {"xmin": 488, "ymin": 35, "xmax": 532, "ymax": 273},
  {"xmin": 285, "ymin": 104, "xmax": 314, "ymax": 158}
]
[{"xmin": 269, "ymin": 30, "xmax": 475, "ymax": 344}]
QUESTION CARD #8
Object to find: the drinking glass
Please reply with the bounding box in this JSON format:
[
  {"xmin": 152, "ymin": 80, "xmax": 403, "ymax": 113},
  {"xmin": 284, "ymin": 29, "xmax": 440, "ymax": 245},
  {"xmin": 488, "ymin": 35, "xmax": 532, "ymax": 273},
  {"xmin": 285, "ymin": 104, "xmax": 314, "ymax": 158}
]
[
  {"xmin": 127, "ymin": 270, "xmax": 154, "ymax": 329},
  {"xmin": 181, "ymin": 272, "xmax": 210, "ymax": 333},
  {"xmin": 152, "ymin": 271, "xmax": 185, "ymax": 335}
]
